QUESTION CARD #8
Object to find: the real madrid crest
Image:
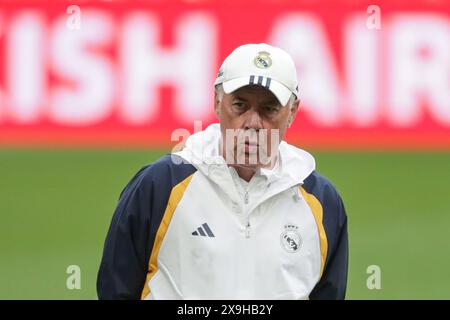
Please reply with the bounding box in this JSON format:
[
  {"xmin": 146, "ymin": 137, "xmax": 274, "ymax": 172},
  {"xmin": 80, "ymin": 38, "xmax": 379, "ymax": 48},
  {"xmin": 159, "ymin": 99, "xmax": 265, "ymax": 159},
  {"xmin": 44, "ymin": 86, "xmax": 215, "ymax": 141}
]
[
  {"xmin": 280, "ymin": 224, "xmax": 302, "ymax": 253},
  {"xmin": 254, "ymin": 51, "xmax": 272, "ymax": 69}
]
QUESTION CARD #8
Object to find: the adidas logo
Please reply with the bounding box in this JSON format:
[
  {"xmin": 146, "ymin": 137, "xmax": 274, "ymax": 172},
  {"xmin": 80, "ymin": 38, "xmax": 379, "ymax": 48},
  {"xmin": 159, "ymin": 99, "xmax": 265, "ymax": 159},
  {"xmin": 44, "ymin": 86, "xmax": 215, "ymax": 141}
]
[{"xmin": 192, "ymin": 223, "xmax": 215, "ymax": 237}]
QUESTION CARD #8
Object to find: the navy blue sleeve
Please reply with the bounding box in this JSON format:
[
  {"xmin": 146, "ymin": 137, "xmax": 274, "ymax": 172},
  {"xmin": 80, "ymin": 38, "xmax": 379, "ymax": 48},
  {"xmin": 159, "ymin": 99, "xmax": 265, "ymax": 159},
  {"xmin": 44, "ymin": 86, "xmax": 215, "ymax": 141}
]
[
  {"xmin": 96, "ymin": 154, "xmax": 196, "ymax": 300},
  {"xmin": 303, "ymin": 171, "xmax": 349, "ymax": 300}
]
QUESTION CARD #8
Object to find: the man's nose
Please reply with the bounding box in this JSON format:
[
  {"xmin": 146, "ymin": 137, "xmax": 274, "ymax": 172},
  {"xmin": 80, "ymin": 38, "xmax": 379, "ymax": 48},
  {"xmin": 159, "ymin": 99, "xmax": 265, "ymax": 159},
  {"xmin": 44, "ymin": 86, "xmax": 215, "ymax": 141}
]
[{"xmin": 243, "ymin": 109, "xmax": 263, "ymax": 130}]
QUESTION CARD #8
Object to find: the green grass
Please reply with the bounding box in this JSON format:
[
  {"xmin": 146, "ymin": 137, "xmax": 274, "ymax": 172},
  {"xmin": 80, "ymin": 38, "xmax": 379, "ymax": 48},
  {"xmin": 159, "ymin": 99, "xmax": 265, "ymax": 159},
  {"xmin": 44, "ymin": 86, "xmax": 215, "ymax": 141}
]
[{"xmin": 0, "ymin": 149, "xmax": 449, "ymax": 299}]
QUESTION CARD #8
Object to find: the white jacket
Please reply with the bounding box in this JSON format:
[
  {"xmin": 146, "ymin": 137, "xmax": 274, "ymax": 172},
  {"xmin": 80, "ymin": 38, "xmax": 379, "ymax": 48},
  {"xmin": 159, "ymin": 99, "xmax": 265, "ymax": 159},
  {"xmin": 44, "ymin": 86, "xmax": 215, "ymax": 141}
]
[{"xmin": 97, "ymin": 123, "xmax": 348, "ymax": 300}]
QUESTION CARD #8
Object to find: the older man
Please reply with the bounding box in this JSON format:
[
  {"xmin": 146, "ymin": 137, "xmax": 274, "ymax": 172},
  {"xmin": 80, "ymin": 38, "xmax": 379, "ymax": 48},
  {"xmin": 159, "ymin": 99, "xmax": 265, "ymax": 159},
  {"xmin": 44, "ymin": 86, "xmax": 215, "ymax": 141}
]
[{"xmin": 97, "ymin": 43, "xmax": 348, "ymax": 300}]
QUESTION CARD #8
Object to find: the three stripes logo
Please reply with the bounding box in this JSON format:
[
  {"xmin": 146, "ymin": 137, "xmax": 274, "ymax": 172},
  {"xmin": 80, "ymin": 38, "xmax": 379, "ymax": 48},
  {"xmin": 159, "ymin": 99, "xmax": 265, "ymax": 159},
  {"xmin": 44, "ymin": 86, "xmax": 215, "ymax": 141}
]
[
  {"xmin": 249, "ymin": 75, "xmax": 271, "ymax": 89},
  {"xmin": 192, "ymin": 223, "xmax": 215, "ymax": 237}
]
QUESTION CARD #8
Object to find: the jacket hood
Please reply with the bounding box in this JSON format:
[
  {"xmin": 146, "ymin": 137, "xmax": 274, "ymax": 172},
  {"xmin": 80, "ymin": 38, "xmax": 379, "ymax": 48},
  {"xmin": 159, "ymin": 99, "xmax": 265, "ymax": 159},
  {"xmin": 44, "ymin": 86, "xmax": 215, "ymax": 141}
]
[{"xmin": 173, "ymin": 123, "xmax": 316, "ymax": 203}]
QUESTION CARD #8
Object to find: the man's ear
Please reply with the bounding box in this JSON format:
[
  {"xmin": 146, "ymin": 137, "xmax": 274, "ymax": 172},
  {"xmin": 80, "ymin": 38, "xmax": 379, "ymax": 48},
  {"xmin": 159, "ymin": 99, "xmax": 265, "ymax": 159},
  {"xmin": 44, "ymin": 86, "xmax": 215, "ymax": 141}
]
[
  {"xmin": 214, "ymin": 91, "xmax": 221, "ymax": 118},
  {"xmin": 287, "ymin": 99, "xmax": 300, "ymax": 128}
]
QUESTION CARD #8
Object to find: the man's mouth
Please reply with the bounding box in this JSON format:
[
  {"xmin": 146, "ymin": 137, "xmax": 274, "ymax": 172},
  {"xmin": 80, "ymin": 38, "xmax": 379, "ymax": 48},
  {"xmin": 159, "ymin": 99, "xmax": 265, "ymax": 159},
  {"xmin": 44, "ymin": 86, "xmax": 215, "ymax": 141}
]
[{"xmin": 243, "ymin": 141, "xmax": 259, "ymax": 154}]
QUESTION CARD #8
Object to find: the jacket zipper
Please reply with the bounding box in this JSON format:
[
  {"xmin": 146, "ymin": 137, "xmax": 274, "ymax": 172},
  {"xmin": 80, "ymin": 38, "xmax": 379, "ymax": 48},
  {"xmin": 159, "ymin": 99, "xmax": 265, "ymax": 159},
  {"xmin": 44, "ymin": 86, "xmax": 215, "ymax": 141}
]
[{"xmin": 244, "ymin": 191, "xmax": 251, "ymax": 238}]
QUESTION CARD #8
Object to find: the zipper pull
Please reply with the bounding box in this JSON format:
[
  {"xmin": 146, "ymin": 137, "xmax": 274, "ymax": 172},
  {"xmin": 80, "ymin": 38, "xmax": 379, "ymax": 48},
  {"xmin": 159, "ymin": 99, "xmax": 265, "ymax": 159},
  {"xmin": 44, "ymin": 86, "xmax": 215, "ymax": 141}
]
[{"xmin": 245, "ymin": 221, "xmax": 251, "ymax": 238}]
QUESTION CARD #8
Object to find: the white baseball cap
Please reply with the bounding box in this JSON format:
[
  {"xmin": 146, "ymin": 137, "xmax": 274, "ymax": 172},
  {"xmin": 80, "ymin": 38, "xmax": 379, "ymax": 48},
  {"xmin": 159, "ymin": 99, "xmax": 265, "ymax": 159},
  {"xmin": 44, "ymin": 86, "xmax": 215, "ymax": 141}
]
[{"xmin": 214, "ymin": 43, "xmax": 299, "ymax": 107}]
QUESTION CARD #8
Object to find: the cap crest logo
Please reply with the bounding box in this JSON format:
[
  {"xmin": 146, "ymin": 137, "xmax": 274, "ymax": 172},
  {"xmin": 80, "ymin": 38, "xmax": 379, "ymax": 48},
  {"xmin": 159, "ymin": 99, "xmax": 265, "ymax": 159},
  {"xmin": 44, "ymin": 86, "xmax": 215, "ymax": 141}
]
[{"xmin": 254, "ymin": 51, "xmax": 272, "ymax": 69}]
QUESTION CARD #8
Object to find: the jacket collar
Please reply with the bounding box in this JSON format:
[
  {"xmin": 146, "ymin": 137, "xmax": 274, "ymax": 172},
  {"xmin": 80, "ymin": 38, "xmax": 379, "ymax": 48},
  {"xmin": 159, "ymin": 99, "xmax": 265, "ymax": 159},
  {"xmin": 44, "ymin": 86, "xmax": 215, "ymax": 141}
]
[{"xmin": 174, "ymin": 123, "xmax": 316, "ymax": 205}]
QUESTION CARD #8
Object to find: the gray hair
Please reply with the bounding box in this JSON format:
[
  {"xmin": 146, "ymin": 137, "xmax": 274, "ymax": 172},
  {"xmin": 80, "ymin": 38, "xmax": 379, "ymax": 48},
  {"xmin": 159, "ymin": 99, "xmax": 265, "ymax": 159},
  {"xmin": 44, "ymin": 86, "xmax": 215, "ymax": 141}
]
[
  {"xmin": 215, "ymin": 84, "xmax": 224, "ymax": 102},
  {"xmin": 287, "ymin": 94, "xmax": 297, "ymax": 110}
]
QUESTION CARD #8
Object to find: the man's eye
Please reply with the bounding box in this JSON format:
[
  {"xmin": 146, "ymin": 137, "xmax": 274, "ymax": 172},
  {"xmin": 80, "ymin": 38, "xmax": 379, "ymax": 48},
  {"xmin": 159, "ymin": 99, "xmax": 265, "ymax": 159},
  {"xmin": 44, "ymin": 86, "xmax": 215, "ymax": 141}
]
[
  {"xmin": 233, "ymin": 102, "xmax": 246, "ymax": 109},
  {"xmin": 264, "ymin": 106, "xmax": 279, "ymax": 113}
]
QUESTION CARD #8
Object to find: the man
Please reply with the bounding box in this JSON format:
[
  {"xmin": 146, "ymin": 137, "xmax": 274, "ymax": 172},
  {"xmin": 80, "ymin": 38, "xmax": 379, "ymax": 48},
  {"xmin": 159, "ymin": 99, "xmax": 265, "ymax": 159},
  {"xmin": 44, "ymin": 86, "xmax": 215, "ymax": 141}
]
[{"xmin": 97, "ymin": 43, "xmax": 348, "ymax": 300}]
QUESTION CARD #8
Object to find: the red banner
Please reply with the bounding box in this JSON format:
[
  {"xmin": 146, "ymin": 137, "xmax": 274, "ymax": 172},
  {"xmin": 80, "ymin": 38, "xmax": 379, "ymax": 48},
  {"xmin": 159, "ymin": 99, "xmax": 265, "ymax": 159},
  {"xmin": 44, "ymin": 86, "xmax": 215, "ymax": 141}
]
[{"xmin": 0, "ymin": 0, "xmax": 449, "ymax": 149}]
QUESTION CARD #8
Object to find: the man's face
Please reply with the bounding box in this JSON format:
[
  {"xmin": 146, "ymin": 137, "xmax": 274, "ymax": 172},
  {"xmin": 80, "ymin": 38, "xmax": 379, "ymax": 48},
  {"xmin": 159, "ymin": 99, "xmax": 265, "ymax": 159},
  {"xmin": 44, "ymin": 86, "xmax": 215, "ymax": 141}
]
[{"xmin": 215, "ymin": 85, "xmax": 299, "ymax": 168}]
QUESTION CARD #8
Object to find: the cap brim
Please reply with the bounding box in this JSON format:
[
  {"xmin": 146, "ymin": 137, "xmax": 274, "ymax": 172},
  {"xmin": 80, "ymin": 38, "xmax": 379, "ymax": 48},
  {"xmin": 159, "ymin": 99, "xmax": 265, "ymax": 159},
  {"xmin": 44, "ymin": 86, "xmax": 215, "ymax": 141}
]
[{"xmin": 221, "ymin": 77, "xmax": 292, "ymax": 107}]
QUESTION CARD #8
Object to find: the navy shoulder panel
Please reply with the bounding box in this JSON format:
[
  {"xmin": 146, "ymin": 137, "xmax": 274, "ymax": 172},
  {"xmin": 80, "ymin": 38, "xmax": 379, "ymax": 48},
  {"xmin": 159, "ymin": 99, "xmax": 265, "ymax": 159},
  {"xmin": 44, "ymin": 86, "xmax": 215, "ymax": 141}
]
[
  {"xmin": 118, "ymin": 153, "xmax": 197, "ymax": 216},
  {"xmin": 97, "ymin": 154, "xmax": 196, "ymax": 299},
  {"xmin": 120, "ymin": 153, "xmax": 197, "ymax": 237},
  {"xmin": 302, "ymin": 171, "xmax": 347, "ymax": 252},
  {"xmin": 302, "ymin": 171, "xmax": 349, "ymax": 300}
]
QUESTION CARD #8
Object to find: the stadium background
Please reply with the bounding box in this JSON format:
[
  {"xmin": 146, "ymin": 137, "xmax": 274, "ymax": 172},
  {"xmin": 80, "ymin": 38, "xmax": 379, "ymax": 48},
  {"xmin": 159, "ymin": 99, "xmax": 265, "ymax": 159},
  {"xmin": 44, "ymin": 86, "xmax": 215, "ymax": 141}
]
[{"xmin": 0, "ymin": 0, "xmax": 449, "ymax": 299}]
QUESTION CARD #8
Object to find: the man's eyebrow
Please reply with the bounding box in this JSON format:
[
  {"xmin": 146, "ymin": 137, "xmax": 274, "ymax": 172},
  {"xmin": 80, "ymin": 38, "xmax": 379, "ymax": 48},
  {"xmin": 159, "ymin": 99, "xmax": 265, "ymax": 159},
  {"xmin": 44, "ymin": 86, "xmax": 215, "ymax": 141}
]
[
  {"xmin": 231, "ymin": 95, "xmax": 248, "ymax": 101},
  {"xmin": 261, "ymin": 99, "xmax": 280, "ymax": 106},
  {"xmin": 231, "ymin": 95, "xmax": 279, "ymax": 105}
]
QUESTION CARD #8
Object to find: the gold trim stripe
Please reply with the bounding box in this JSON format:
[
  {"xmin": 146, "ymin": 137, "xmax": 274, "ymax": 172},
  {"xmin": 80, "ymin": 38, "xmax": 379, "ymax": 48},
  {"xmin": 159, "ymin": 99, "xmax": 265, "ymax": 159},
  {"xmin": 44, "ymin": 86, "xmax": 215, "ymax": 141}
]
[
  {"xmin": 140, "ymin": 174, "xmax": 195, "ymax": 299},
  {"xmin": 300, "ymin": 187, "xmax": 328, "ymax": 278}
]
